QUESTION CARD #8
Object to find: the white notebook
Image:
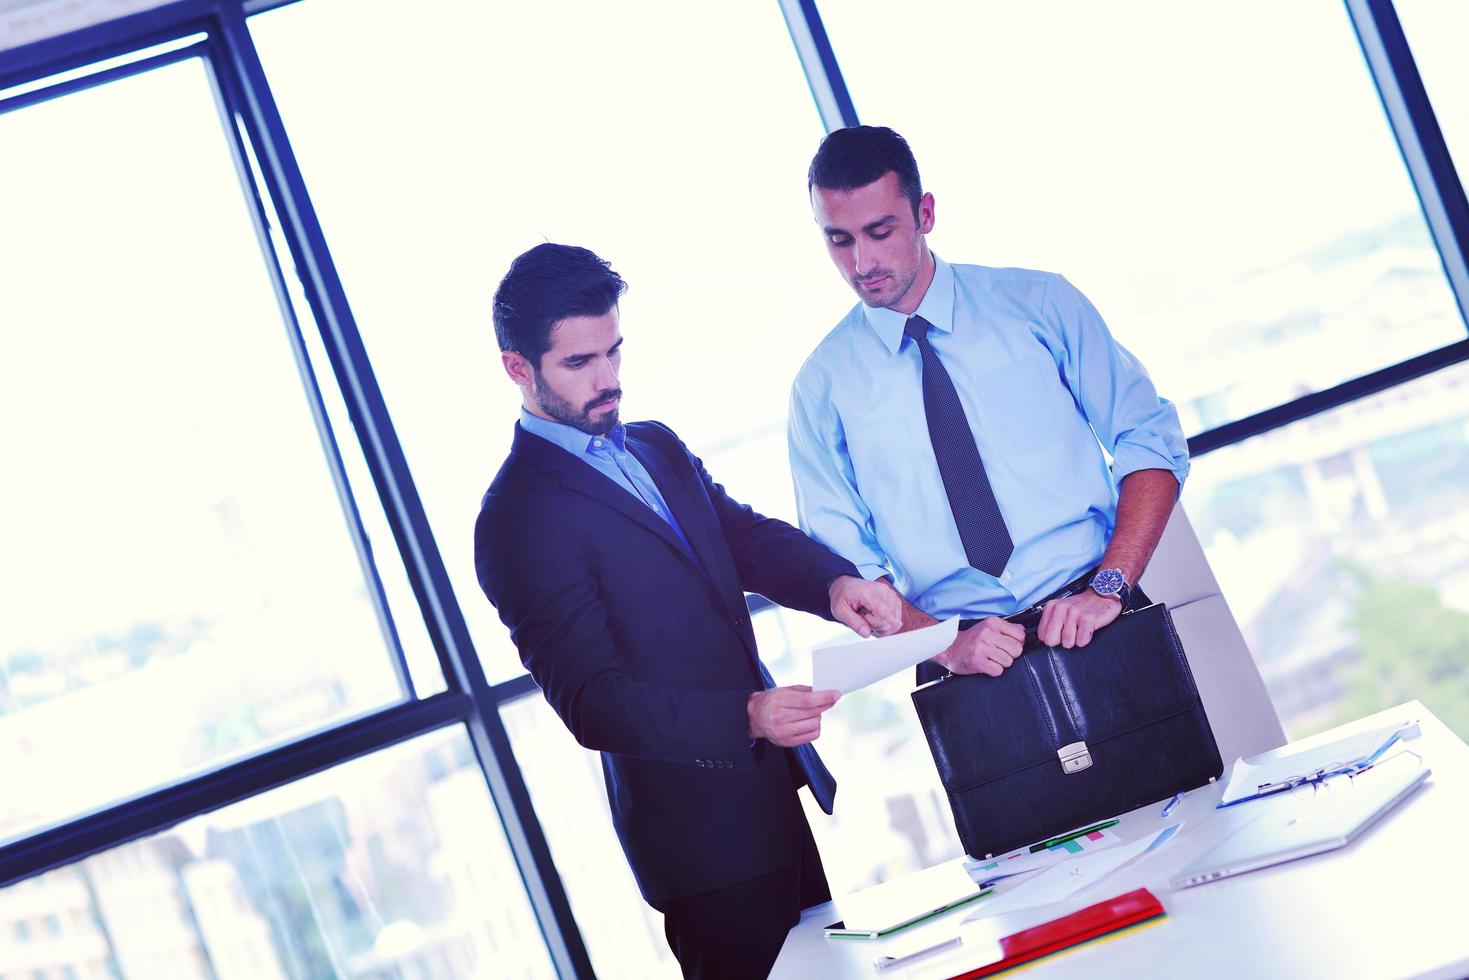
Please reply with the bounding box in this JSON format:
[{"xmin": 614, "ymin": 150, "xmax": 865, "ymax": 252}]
[
  {"xmin": 1174, "ymin": 755, "xmax": 1429, "ymax": 889},
  {"xmin": 1218, "ymin": 721, "xmax": 1417, "ymax": 807}
]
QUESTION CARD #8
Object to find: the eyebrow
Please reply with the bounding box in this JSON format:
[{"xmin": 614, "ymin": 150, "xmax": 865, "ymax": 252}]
[
  {"xmin": 822, "ymin": 215, "xmax": 897, "ymax": 236},
  {"xmin": 559, "ymin": 337, "xmax": 623, "ymax": 365}
]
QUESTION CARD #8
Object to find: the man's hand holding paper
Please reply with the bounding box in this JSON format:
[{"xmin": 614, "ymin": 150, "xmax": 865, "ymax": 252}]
[
  {"xmin": 812, "ymin": 616, "xmax": 961, "ymax": 694},
  {"xmin": 747, "ymin": 685, "xmax": 840, "ymax": 748},
  {"xmin": 827, "ymin": 574, "xmax": 903, "ymax": 638}
]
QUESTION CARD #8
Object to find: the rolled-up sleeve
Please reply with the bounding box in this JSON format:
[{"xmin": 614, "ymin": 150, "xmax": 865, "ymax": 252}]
[
  {"xmin": 787, "ymin": 374, "xmax": 890, "ymax": 581},
  {"xmin": 1042, "ymin": 275, "xmax": 1190, "ymax": 491}
]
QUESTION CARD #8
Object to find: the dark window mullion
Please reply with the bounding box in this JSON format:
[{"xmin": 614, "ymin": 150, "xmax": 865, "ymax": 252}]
[
  {"xmin": 201, "ymin": 32, "xmax": 416, "ymax": 701},
  {"xmin": 0, "ymin": 0, "xmax": 214, "ymax": 92},
  {"xmin": 212, "ymin": 9, "xmax": 594, "ymax": 975},
  {"xmin": 1346, "ymin": 0, "xmax": 1469, "ymax": 331},
  {"xmin": 1187, "ymin": 338, "xmax": 1469, "ymax": 457},
  {"xmin": 0, "ymin": 692, "xmax": 473, "ymax": 888}
]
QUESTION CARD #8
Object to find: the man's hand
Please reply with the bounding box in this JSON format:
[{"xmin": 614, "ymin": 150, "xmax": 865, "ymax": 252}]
[
  {"xmin": 933, "ymin": 617, "xmax": 1026, "ymax": 677},
  {"xmin": 1037, "ymin": 590, "xmax": 1122, "ymax": 648},
  {"xmin": 748, "ymin": 685, "xmax": 839, "ymax": 747},
  {"xmin": 828, "ymin": 575, "xmax": 903, "ymax": 638}
]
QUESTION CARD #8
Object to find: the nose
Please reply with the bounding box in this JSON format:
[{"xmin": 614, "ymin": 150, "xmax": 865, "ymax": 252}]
[
  {"xmin": 853, "ymin": 241, "xmax": 876, "ymax": 277},
  {"xmin": 597, "ymin": 357, "xmax": 619, "ymax": 390}
]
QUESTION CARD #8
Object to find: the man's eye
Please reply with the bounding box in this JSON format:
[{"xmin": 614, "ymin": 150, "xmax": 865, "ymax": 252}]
[
  {"xmin": 829, "ymin": 236, "xmax": 852, "ymax": 248},
  {"xmin": 871, "ymin": 231, "xmax": 892, "ymax": 240}
]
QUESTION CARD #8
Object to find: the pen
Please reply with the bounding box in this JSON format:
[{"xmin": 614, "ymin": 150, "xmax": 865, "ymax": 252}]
[
  {"xmin": 1029, "ymin": 818, "xmax": 1119, "ymax": 853},
  {"xmin": 1161, "ymin": 791, "xmax": 1184, "ymax": 817},
  {"xmin": 874, "ymin": 936, "xmax": 962, "ymax": 973}
]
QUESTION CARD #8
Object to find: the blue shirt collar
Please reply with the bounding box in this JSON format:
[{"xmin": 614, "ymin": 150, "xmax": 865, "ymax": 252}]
[
  {"xmin": 520, "ymin": 407, "xmax": 627, "ymax": 457},
  {"xmin": 862, "ymin": 253, "xmax": 956, "ymax": 356}
]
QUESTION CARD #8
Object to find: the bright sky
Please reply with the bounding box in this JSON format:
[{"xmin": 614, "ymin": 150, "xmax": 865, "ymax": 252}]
[{"xmin": 2, "ymin": 0, "xmax": 1466, "ymax": 843}]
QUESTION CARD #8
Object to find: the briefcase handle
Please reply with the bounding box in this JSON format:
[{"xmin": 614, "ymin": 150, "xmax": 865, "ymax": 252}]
[{"xmin": 1003, "ymin": 592, "xmax": 1137, "ymax": 651}]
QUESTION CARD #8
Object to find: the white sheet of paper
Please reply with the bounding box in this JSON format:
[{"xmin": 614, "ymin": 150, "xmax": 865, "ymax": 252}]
[
  {"xmin": 811, "ymin": 616, "xmax": 960, "ymax": 694},
  {"xmin": 963, "ymin": 824, "xmax": 1182, "ymax": 921}
]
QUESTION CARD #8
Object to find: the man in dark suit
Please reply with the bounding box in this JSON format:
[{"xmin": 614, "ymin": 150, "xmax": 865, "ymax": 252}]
[{"xmin": 474, "ymin": 243, "xmax": 902, "ymax": 979}]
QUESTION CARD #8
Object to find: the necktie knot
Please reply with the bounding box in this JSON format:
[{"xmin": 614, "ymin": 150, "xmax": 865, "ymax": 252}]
[{"xmin": 904, "ymin": 315, "xmax": 932, "ymax": 343}]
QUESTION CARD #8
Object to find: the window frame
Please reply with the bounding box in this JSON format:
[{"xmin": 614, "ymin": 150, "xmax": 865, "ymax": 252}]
[
  {"xmin": 0, "ymin": 4, "xmax": 590, "ymax": 975},
  {"xmin": 3, "ymin": 3, "xmax": 1467, "ymax": 979}
]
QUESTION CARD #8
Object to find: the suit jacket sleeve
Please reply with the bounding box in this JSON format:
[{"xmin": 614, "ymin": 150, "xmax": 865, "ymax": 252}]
[
  {"xmin": 649, "ymin": 421, "xmax": 859, "ymax": 618},
  {"xmin": 476, "ymin": 497, "xmax": 760, "ymax": 769}
]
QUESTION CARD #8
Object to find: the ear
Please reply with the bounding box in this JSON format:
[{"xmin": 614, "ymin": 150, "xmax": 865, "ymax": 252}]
[
  {"xmin": 917, "ymin": 191, "xmax": 936, "ymax": 235},
  {"xmin": 502, "ymin": 350, "xmax": 535, "ymax": 389}
]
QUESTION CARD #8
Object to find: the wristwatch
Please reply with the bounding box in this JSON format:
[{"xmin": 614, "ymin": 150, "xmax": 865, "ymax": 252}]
[{"xmin": 1088, "ymin": 567, "xmax": 1131, "ymax": 605}]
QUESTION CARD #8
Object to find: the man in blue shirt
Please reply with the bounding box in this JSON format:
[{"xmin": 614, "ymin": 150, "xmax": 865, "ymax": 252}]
[
  {"xmin": 789, "ymin": 126, "xmax": 1189, "ymax": 682},
  {"xmin": 475, "ymin": 243, "xmax": 901, "ymax": 978}
]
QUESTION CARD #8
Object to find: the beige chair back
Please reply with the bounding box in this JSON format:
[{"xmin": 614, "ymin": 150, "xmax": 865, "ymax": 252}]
[{"xmin": 1138, "ymin": 502, "xmax": 1286, "ymax": 763}]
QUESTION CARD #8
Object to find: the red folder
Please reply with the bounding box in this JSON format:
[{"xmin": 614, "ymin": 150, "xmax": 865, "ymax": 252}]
[{"xmin": 946, "ymin": 888, "xmax": 1165, "ymax": 979}]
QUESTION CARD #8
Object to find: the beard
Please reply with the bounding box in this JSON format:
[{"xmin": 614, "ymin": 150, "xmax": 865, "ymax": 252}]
[
  {"xmin": 853, "ymin": 263, "xmax": 919, "ymax": 309},
  {"xmin": 533, "ymin": 372, "xmax": 621, "ymax": 435}
]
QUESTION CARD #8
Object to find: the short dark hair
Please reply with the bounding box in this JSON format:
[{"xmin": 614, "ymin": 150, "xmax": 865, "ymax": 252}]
[
  {"xmin": 807, "ymin": 125, "xmax": 923, "ymax": 219},
  {"xmin": 492, "ymin": 243, "xmax": 627, "ymax": 367}
]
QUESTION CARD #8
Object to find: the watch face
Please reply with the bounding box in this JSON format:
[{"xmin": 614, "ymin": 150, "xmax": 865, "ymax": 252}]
[{"xmin": 1092, "ymin": 568, "xmax": 1125, "ymax": 596}]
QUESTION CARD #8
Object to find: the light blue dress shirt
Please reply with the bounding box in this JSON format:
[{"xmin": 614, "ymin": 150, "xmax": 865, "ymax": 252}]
[
  {"xmin": 788, "ymin": 255, "xmax": 1189, "ymax": 621},
  {"xmin": 518, "ymin": 409, "xmax": 696, "ymax": 558}
]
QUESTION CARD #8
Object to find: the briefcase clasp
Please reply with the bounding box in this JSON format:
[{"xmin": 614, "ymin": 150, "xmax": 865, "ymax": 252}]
[{"xmin": 1057, "ymin": 741, "xmax": 1092, "ymax": 774}]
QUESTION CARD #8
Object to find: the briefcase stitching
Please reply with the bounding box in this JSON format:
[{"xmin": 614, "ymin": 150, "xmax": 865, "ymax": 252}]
[
  {"xmin": 1020, "ymin": 660, "xmax": 1058, "ymax": 745},
  {"xmin": 1045, "ymin": 649, "xmax": 1083, "ymax": 740},
  {"xmin": 912, "ymin": 682, "xmax": 955, "ymax": 783},
  {"xmin": 1158, "ymin": 607, "xmax": 1204, "ymax": 702}
]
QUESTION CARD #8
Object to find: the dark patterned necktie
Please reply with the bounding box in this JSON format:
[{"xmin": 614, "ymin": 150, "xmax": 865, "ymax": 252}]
[{"xmin": 904, "ymin": 314, "xmax": 1014, "ymax": 577}]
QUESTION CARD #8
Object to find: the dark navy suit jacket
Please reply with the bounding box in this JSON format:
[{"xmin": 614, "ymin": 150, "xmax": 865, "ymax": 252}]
[{"xmin": 474, "ymin": 420, "xmax": 856, "ymax": 903}]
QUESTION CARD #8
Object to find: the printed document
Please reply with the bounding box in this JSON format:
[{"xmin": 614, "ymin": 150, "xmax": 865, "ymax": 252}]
[
  {"xmin": 964, "ymin": 825, "xmax": 1182, "ymax": 921},
  {"xmin": 812, "ymin": 616, "xmax": 960, "ymax": 694}
]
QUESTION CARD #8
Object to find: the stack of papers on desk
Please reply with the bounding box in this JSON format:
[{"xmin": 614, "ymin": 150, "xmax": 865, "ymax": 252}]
[
  {"xmin": 965, "ymin": 825, "xmax": 1181, "ymax": 922},
  {"xmin": 827, "ymin": 860, "xmax": 991, "ymax": 938},
  {"xmin": 964, "ymin": 829, "xmax": 1123, "ymax": 884},
  {"xmin": 1219, "ymin": 721, "xmax": 1418, "ymax": 807}
]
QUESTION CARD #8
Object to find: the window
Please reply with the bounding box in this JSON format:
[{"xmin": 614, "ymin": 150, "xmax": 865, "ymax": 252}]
[
  {"xmin": 753, "ymin": 609, "xmax": 963, "ymax": 893},
  {"xmin": 1184, "ymin": 360, "xmax": 1469, "ymax": 739},
  {"xmin": 1397, "ymin": 1, "xmax": 1469, "ymax": 188},
  {"xmin": 500, "ymin": 696, "xmax": 676, "ymax": 979},
  {"xmin": 0, "ymin": 727, "xmax": 553, "ymax": 978},
  {"xmin": 0, "ymin": 57, "xmax": 428, "ymax": 844},
  {"xmin": 247, "ymin": 0, "xmax": 850, "ymax": 696},
  {"xmin": 819, "ymin": 1, "xmax": 1466, "ymax": 435}
]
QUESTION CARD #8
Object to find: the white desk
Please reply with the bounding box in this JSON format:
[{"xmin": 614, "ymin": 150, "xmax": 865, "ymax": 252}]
[{"xmin": 773, "ymin": 702, "xmax": 1469, "ymax": 979}]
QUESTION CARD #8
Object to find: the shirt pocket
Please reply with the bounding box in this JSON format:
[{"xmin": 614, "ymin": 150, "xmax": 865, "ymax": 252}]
[{"xmin": 967, "ymin": 353, "xmax": 1070, "ymax": 457}]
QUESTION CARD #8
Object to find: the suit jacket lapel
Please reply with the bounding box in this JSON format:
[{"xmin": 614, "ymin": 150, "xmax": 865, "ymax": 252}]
[
  {"xmin": 624, "ymin": 429, "xmax": 731, "ymax": 592},
  {"xmin": 510, "ymin": 424, "xmax": 707, "ymax": 575}
]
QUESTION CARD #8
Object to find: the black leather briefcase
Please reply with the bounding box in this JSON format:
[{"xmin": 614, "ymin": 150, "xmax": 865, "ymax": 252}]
[{"xmin": 911, "ymin": 603, "xmax": 1223, "ymax": 859}]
